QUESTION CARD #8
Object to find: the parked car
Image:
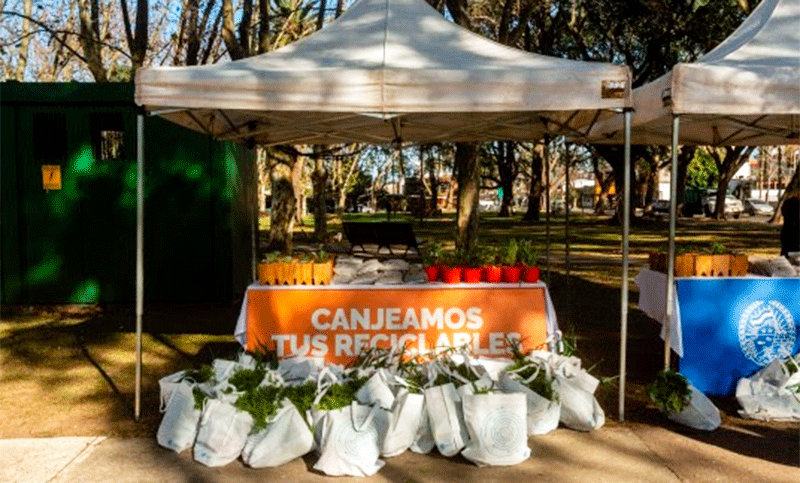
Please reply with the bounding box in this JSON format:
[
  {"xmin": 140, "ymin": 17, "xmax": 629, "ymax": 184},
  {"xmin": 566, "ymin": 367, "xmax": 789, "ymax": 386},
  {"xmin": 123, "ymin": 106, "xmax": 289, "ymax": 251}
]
[
  {"xmin": 644, "ymin": 200, "xmax": 671, "ymax": 217},
  {"xmin": 703, "ymin": 194, "xmax": 743, "ymax": 218},
  {"xmin": 743, "ymin": 198, "xmax": 774, "ymax": 216}
]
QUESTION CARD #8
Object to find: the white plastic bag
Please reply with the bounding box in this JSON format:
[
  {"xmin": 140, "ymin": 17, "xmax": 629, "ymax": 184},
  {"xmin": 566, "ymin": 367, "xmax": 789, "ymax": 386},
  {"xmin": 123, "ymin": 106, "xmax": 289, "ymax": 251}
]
[
  {"xmin": 381, "ymin": 389, "xmax": 425, "ymax": 457},
  {"xmin": 241, "ymin": 399, "xmax": 314, "ymax": 468},
  {"xmin": 158, "ymin": 370, "xmax": 187, "ymax": 412},
  {"xmin": 552, "ymin": 356, "xmax": 605, "ymax": 431},
  {"xmin": 157, "ymin": 380, "xmax": 201, "ymax": 452},
  {"xmin": 461, "ymin": 393, "xmax": 531, "ymax": 466},
  {"xmin": 456, "ymin": 373, "xmax": 495, "ymax": 399},
  {"xmin": 736, "ymin": 358, "xmax": 800, "ymax": 421},
  {"xmin": 193, "ymin": 398, "xmax": 254, "ymax": 467},
  {"xmin": 424, "ymin": 383, "xmax": 469, "ymax": 457},
  {"xmin": 668, "ymin": 384, "xmax": 721, "ymax": 430},
  {"xmin": 313, "ymin": 402, "xmax": 388, "ymax": 477},
  {"xmin": 499, "ymin": 372, "xmax": 560, "ymax": 435},
  {"xmin": 409, "ymin": 398, "xmax": 436, "ymax": 454},
  {"xmin": 356, "ymin": 369, "xmax": 396, "ymax": 410},
  {"xmin": 212, "ymin": 359, "xmax": 238, "ymax": 383},
  {"xmin": 278, "ymin": 356, "xmax": 326, "ymax": 382}
]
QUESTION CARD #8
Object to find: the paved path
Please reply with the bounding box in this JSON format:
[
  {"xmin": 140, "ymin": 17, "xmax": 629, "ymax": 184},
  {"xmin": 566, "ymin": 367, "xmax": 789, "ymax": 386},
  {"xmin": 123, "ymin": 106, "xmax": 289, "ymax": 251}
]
[{"xmin": 2, "ymin": 424, "xmax": 797, "ymax": 483}]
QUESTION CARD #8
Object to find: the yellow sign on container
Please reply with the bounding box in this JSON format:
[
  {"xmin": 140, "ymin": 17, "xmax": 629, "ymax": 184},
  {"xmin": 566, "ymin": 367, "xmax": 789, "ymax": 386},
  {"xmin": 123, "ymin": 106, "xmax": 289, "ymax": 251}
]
[{"xmin": 42, "ymin": 165, "xmax": 62, "ymax": 190}]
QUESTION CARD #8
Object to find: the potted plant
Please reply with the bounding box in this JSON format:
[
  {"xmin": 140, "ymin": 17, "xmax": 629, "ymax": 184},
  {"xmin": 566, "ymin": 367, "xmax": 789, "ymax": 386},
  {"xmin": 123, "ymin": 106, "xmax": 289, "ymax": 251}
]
[
  {"xmin": 482, "ymin": 246, "xmax": 503, "ymax": 283},
  {"xmin": 517, "ymin": 239, "xmax": 540, "ymax": 283},
  {"xmin": 277, "ymin": 254, "xmax": 296, "ymax": 285},
  {"xmin": 312, "ymin": 248, "xmax": 334, "ymax": 285},
  {"xmin": 294, "ymin": 251, "xmax": 314, "ymax": 285},
  {"xmin": 461, "ymin": 246, "xmax": 483, "ymax": 284},
  {"xmin": 258, "ymin": 251, "xmax": 282, "ymax": 285},
  {"xmin": 501, "ymin": 239, "xmax": 522, "ymax": 283},
  {"xmin": 421, "ymin": 242, "xmax": 443, "ymax": 282},
  {"xmin": 440, "ymin": 252, "xmax": 463, "ymax": 284}
]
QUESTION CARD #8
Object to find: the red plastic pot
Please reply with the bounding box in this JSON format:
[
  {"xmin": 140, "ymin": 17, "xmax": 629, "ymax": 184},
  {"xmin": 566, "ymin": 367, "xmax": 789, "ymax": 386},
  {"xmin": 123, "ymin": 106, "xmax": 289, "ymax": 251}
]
[
  {"xmin": 502, "ymin": 265, "xmax": 522, "ymax": 283},
  {"xmin": 424, "ymin": 265, "xmax": 439, "ymax": 282},
  {"xmin": 463, "ymin": 267, "xmax": 482, "ymax": 283},
  {"xmin": 522, "ymin": 265, "xmax": 540, "ymax": 283},
  {"xmin": 483, "ymin": 265, "xmax": 503, "ymax": 283},
  {"xmin": 441, "ymin": 266, "xmax": 463, "ymax": 284}
]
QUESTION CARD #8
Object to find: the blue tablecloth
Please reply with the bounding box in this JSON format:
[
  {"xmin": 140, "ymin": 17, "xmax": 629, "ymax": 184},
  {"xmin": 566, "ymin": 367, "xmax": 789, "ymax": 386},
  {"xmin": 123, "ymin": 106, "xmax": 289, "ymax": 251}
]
[{"xmin": 676, "ymin": 277, "xmax": 800, "ymax": 396}]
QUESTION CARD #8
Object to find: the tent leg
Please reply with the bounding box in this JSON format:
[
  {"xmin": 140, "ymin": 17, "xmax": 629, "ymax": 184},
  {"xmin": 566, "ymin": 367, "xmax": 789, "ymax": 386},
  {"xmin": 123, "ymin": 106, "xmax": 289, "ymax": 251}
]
[
  {"xmin": 252, "ymin": 157, "xmax": 258, "ymax": 283},
  {"xmin": 135, "ymin": 113, "xmax": 145, "ymax": 422},
  {"xmin": 665, "ymin": 116, "xmax": 680, "ymax": 370},
  {"xmin": 619, "ymin": 108, "xmax": 632, "ymax": 422},
  {"xmin": 544, "ymin": 134, "xmax": 551, "ymax": 283}
]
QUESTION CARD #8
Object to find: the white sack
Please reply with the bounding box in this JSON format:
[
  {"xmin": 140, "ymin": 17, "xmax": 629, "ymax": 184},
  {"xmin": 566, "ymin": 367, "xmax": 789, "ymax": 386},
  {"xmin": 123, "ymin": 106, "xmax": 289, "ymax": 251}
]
[
  {"xmin": 313, "ymin": 403, "xmax": 388, "ymax": 477},
  {"xmin": 668, "ymin": 384, "xmax": 721, "ymax": 431},
  {"xmin": 554, "ymin": 373, "xmax": 605, "ymax": 431},
  {"xmin": 736, "ymin": 358, "xmax": 800, "ymax": 421},
  {"xmin": 424, "ymin": 383, "xmax": 469, "ymax": 457},
  {"xmin": 381, "ymin": 389, "xmax": 425, "ymax": 457},
  {"xmin": 157, "ymin": 380, "xmax": 201, "ymax": 453},
  {"xmin": 461, "ymin": 393, "xmax": 531, "ymax": 467},
  {"xmin": 499, "ymin": 373, "xmax": 560, "ymax": 435},
  {"xmin": 241, "ymin": 400, "xmax": 314, "ymax": 468},
  {"xmin": 356, "ymin": 369, "xmax": 396, "ymax": 409},
  {"xmin": 158, "ymin": 370, "xmax": 187, "ymax": 412},
  {"xmin": 409, "ymin": 398, "xmax": 436, "ymax": 454},
  {"xmin": 278, "ymin": 356, "xmax": 325, "ymax": 382},
  {"xmin": 193, "ymin": 398, "xmax": 254, "ymax": 467}
]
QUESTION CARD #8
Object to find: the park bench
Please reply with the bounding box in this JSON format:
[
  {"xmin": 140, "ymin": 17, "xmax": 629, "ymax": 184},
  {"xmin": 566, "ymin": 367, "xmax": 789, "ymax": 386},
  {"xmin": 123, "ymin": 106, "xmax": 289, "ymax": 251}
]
[{"xmin": 342, "ymin": 221, "xmax": 426, "ymax": 257}]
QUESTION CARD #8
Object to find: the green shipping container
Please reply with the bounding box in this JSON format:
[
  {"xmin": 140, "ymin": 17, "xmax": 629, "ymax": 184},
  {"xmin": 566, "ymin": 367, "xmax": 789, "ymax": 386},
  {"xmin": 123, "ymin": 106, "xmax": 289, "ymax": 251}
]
[{"xmin": 1, "ymin": 83, "xmax": 256, "ymax": 305}]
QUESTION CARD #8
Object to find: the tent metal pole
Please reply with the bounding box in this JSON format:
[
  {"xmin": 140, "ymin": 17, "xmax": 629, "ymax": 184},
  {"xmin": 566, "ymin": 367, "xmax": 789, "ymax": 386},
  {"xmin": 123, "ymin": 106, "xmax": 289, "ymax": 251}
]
[
  {"xmin": 665, "ymin": 115, "xmax": 680, "ymax": 370},
  {"xmin": 564, "ymin": 143, "xmax": 571, "ymax": 326},
  {"xmin": 135, "ymin": 113, "xmax": 145, "ymax": 422},
  {"xmin": 544, "ymin": 135, "xmax": 551, "ymax": 283},
  {"xmin": 619, "ymin": 108, "xmax": 632, "ymax": 422},
  {"xmin": 251, "ymin": 158, "xmax": 258, "ymax": 283}
]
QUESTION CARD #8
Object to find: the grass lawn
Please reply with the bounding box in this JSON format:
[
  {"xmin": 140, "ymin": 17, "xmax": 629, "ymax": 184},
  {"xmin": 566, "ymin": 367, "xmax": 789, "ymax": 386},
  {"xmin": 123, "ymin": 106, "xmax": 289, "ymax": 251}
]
[{"xmin": 0, "ymin": 210, "xmax": 786, "ymax": 437}]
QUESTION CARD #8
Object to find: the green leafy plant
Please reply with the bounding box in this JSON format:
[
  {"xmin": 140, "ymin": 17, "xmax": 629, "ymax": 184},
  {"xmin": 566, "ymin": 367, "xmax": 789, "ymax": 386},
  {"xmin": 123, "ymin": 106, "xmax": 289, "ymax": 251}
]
[
  {"xmin": 709, "ymin": 242, "xmax": 727, "ymax": 255},
  {"xmin": 506, "ymin": 359, "xmax": 556, "ymax": 401},
  {"xmin": 263, "ymin": 251, "xmax": 282, "ymax": 263},
  {"xmin": 283, "ymin": 381, "xmax": 317, "ymax": 416},
  {"xmin": 185, "ymin": 364, "xmax": 213, "ymax": 384},
  {"xmin": 501, "ymin": 239, "xmax": 520, "ymax": 266},
  {"xmin": 647, "ymin": 370, "xmax": 691, "ymax": 414},
  {"xmin": 314, "ymin": 248, "xmax": 331, "ymax": 263},
  {"xmin": 228, "ymin": 367, "xmax": 267, "ymax": 393},
  {"xmin": 421, "ymin": 241, "xmax": 443, "ymax": 266},
  {"xmin": 517, "ymin": 239, "xmax": 540, "ymax": 266},
  {"xmin": 235, "ymin": 384, "xmax": 285, "ymax": 432},
  {"xmin": 315, "ymin": 382, "xmax": 357, "ymax": 411},
  {"xmin": 193, "ymin": 387, "xmax": 209, "ymax": 410}
]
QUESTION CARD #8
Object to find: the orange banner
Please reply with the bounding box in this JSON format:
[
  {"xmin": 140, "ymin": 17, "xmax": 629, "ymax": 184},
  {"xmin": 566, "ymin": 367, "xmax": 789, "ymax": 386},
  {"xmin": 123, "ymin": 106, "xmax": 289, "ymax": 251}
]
[{"xmin": 244, "ymin": 285, "xmax": 550, "ymax": 364}]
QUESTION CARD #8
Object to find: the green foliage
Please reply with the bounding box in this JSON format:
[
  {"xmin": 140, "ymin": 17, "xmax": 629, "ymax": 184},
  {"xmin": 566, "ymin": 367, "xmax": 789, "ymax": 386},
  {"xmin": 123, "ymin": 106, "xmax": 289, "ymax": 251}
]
[
  {"xmin": 235, "ymin": 384, "xmax": 285, "ymax": 432},
  {"xmin": 517, "ymin": 239, "xmax": 539, "ymax": 266},
  {"xmin": 228, "ymin": 367, "xmax": 267, "ymax": 393},
  {"xmin": 686, "ymin": 149, "xmax": 719, "ymax": 190},
  {"xmin": 710, "ymin": 242, "xmax": 727, "ymax": 255},
  {"xmin": 454, "ymin": 245, "xmax": 483, "ymax": 268},
  {"xmin": 421, "ymin": 241, "xmax": 443, "ymax": 266},
  {"xmin": 185, "ymin": 365, "xmax": 213, "ymax": 384},
  {"xmin": 314, "ymin": 247, "xmax": 331, "ymax": 263},
  {"xmin": 315, "ymin": 382, "xmax": 357, "ymax": 411},
  {"xmin": 501, "ymin": 238, "xmax": 519, "ymax": 266},
  {"xmin": 647, "ymin": 370, "xmax": 691, "ymax": 414},
  {"xmin": 193, "ymin": 387, "xmax": 209, "ymax": 410},
  {"xmin": 263, "ymin": 251, "xmax": 282, "ymax": 263},
  {"xmin": 249, "ymin": 345, "xmax": 279, "ymax": 370},
  {"xmin": 283, "ymin": 381, "xmax": 317, "ymax": 416},
  {"xmin": 506, "ymin": 359, "xmax": 555, "ymax": 401}
]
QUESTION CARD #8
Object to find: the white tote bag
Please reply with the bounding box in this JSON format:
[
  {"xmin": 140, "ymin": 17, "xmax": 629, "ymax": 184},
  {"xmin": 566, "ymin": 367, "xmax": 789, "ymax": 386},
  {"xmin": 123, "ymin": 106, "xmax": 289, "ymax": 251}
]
[
  {"xmin": 461, "ymin": 393, "xmax": 531, "ymax": 467},
  {"xmin": 313, "ymin": 402, "xmax": 388, "ymax": 477},
  {"xmin": 424, "ymin": 383, "xmax": 469, "ymax": 457},
  {"xmin": 552, "ymin": 357, "xmax": 605, "ymax": 432},
  {"xmin": 158, "ymin": 370, "xmax": 187, "ymax": 412},
  {"xmin": 499, "ymin": 373, "xmax": 560, "ymax": 435},
  {"xmin": 356, "ymin": 369, "xmax": 396, "ymax": 410},
  {"xmin": 157, "ymin": 380, "xmax": 201, "ymax": 453},
  {"xmin": 241, "ymin": 399, "xmax": 314, "ymax": 468},
  {"xmin": 736, "ymin": 358, "xmax": 800, "ymax": 421},
  {"xmin": 193, "ymin": 398, "xmax": 254, "ymax": 467},
  {"xmin": 668, "ymin": 384, "xmax": 721, "ymax": 431},
  {"xmin": 409, "ymin": 398, "xmax": 436, "ymax": 454},
  {"xmin": 381, "ymin": 389, "xmax": 425, "ymax": 457}
]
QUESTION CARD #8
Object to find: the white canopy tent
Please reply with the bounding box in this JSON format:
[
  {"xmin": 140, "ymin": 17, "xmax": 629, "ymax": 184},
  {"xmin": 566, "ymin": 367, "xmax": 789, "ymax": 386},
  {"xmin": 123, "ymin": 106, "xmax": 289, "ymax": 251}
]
[
  {"xmin": 133, "ymin": 0, "xmax": 634, "ymax": 420},
  {"xmin": 583, "ymin": 0, "xmax": 800, "ymax": 412}
]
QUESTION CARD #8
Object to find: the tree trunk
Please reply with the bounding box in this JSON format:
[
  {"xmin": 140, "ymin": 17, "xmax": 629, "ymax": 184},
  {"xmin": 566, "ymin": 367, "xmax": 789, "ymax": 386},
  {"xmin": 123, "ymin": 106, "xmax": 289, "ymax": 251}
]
[
  {"xmin": 14, "ymin": 0, "xmax": 33, "ymax": 80},
  {"xmin": 291, "ymin": 154, "xmax": 306, "ymax": 225},
  {"xmin": 523, "ymin": 146, "xmax": 543, "ymax": 221},
  {"xmin": 455, "ymin": 142, "xmax": 480, "ymax": 252},
  {"xmin": 497, "ymin": 141, "xmax": 516, "ymax": 217},
  {"xmin": 312, "ymin": 150, "xmax": 328, "ymax": 242},
  {"xmin": 268, "ymin": 163, "xmax": 295, "ymax": 253}
]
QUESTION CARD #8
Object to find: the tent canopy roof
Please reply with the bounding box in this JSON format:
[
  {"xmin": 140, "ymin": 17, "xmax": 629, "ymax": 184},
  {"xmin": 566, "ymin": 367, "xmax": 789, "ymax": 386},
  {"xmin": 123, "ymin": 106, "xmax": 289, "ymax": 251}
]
[
  {"xmin": 135, "ymin": 0, "xmax": 630, "ymax": 145},
  {"xmin": 586, "ymin": 0, "xmax": 799, "ymax": 146}
]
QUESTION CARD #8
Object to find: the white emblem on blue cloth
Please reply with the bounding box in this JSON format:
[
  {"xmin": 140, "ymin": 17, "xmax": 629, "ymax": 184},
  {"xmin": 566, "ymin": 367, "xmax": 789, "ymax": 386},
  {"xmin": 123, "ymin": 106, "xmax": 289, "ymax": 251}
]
[{"xmin": 738, "ymin": 300, "xmax": 795, "ymax": 366}]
